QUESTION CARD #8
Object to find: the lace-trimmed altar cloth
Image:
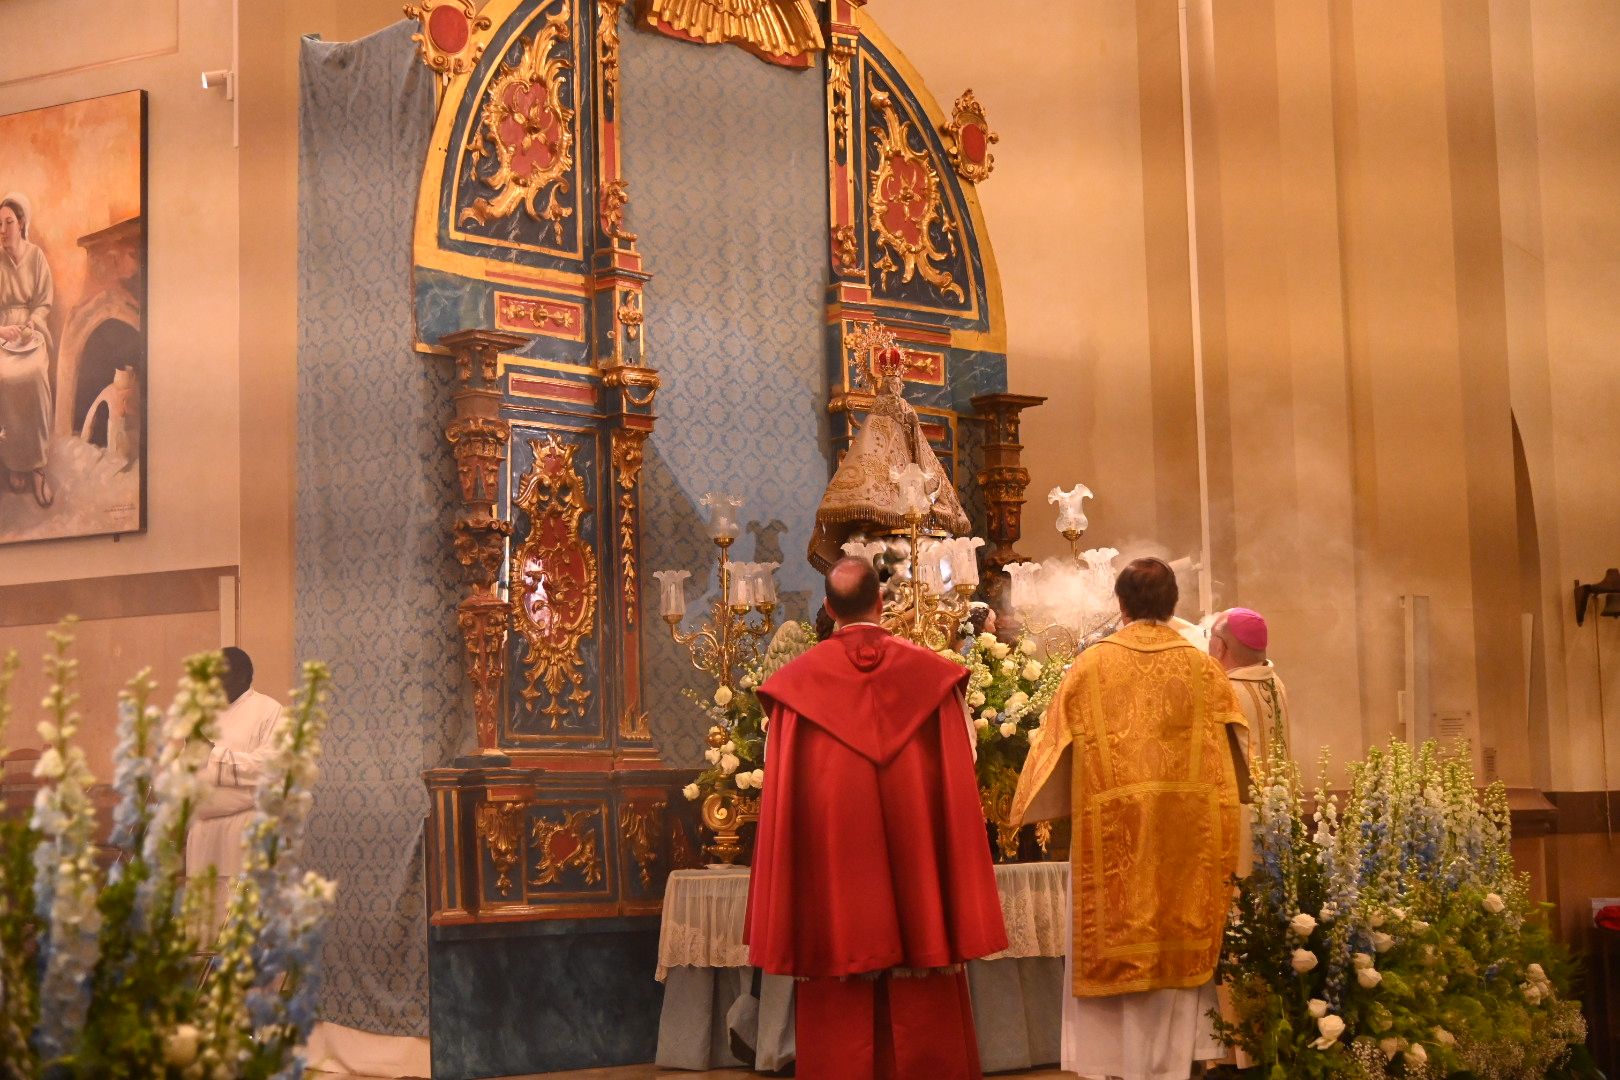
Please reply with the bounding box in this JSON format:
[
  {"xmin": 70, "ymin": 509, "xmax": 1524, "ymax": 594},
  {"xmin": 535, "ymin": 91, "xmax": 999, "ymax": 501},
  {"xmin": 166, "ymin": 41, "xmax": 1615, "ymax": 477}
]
[{"xmin": 656, "ymin": 861, "xmax": 1068, "ymax": 981}]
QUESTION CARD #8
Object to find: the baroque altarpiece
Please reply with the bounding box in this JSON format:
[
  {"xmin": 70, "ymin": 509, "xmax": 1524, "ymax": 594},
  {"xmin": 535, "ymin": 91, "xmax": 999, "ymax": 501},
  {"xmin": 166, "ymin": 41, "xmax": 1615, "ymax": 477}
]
[{"xmin": 407, "ymin": 1, "xmax": 1040, "ymax": 1073}]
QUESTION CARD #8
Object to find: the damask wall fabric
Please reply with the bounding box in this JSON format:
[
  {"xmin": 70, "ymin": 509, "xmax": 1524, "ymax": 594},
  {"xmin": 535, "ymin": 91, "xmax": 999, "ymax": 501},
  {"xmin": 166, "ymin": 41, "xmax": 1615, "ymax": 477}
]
[
  {"xmin": 621, "ymin": 17, "xmax": 831, "ymax": 766},
  {"xmin": 295, "ymin": 22, "xmax": 455, "ymax": 1037}
]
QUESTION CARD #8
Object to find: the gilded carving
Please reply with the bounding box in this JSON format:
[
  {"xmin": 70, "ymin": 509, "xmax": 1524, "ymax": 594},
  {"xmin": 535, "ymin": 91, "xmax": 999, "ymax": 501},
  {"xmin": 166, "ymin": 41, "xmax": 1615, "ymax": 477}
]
[
  {"xmin": 867, "ymin": 83, "xmax": 964, "ymax": 302},
  {"xmin": 616, "ymin": 291, "xmax": 644, "ymax": 341},
  {"xmin": 828, "ymin": 40, "xmax": 856, "ymax": 157},
  {"xmin": 453, "ymin": 512, "xmax": 513, "ymax": 589},
  {"xmin": 458, "ymin": 7, "xmax": 577, "ymax": 242},
  {"xmin": 446, "ymin": 416, "xmax": 510, "ymax": 505},
  {"xmin": 458, "ymin": 596, "xmax": 510, "ymax": 747},
  {"xmin": 602, "ymin": 363, "xmax": 660, "ymax": 409},
  {"xmin": 611, "ymin": 427, "xmax": 648, "ymax": 625},
  {"xmin": 619, "ymin": 799, "xmax": 667, "ymax": 889},
  {"xmin": 530, "ymin": 808, "xmax": 604, "ymax": 887},
  {"xmin": 475, "ymin": 800, "xmax": 526, "ymax": 897},
  {"xmin": 939, "ymin": 88, "xmax": 999, "ymax": 183},
  {"xmin": 600, "ymin": 178, "xmax": 637, "ymax": 245},
  {"xmin": 637, "ymin": 0, "xmax": 825, "ymax": 66},
  {"xmin": 598, "ymin": 0, "xmax": 627, "ymax": 111},
  {"xmin": 511, "ymin": 434, "xmax": 598, "ymax": 726},
  {"xmin": 405, "ymin": 0, "xmax": 492, "ymax": 77},
  {"xmin": 496, "ymin": 294, "xmax": 581, "ymax": 335},
  {"xmin": 832, "ymin": 224, "xmax": 859, "ymax": 274}
]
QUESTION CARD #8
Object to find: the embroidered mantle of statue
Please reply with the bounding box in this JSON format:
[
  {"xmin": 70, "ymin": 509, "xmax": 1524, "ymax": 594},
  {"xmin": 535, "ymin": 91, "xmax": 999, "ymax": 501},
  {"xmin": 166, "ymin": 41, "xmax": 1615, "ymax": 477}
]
[{"xmin": 808, "ymin": 343, "xmax": 970, "ymax": 570}]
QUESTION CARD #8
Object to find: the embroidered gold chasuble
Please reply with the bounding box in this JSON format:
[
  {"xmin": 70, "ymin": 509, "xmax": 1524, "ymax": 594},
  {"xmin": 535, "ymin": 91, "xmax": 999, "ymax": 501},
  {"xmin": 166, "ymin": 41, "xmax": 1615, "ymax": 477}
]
[{"xmin": 1011, "ymin": 622, "xmax": 1246, "ymax": 997}]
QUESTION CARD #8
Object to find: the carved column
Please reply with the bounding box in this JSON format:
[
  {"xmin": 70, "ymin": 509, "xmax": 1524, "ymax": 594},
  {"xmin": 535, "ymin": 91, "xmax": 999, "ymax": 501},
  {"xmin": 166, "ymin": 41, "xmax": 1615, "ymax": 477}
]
[
  {"xmin": 439, "ymin": 328, "xmax": 528, "ymax": 755},
  {"xmin": 971, "ymin": 392, "xmax": 1047, "ymax": 568}
]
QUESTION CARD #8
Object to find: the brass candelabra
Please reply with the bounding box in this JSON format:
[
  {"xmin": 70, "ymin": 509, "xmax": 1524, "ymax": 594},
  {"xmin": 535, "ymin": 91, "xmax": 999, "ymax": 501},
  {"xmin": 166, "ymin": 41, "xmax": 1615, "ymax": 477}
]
[
  {"xmin": 880, "ymin": 511, "xmax": 976, "ymax": 652},
  {"xmin": 659, "ymin": 534, "xmax": 777, "ymax": 692}
]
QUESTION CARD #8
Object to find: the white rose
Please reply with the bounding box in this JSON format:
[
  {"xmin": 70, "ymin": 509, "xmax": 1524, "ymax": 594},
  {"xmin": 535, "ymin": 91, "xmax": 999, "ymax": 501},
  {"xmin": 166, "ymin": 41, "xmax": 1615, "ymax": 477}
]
[
  {"xmin": 714, "ymin": 686, "xmax": 734, "ymax": 707},
  {"xmin": 740, "ymin": 674, "xmax": 756, "ymax": 689},
  {"xmin": 999, "ymin": 721, "xmax": 1017, "ymax": 738},
  {"xmin": 1000, "ymin": 659, "xmax": 1017, "ymax": 675},
  {"xmin": 1410, "ymin": 919, "xmax": 1430, "ymax": 932},
  {"xmin": 1318, "ymin": 903, "xmax": 1337, "ymax": 922},
  {"xmin": 164, "ymin": 1024, "xmax": 201, "ymax": 1067},
  {"xmin": 967, "ymin": 690, "xmax": 986, "ymax": 708},
  {"xmin": 1389, "ymin": 907, "xmax": 1408, "ymax": 921},
  {"xmin": 1006, "ymin": 691, "xmax": 1029, "ymax": 712},
  {"xmin": 33, "ymin": 748, "xmax": 64, "ymax": 780},
  {"xmin": 704, "ymin": 748, "xmax": 721, "ymax": 765},
  {"xmin": 1291, "ymin": 948, "xmax": 1319, "ymax": 974},
  {"xmin": 719, "ymin": 753, "xmax": 740, "ymax": 775},
  {"xmin": 1407, "ymin": 1044, "xmax": 1428, "ymax": 1066},
  {"xmin": 1290, "ymin": 913, "xmax": 1318, "ymax": 938},
  {"xmin": 1310, "ymin": 1014, "xmax": 1345, "ymax": 1050},
  {"xmin": 1308, "ymin": 998, "xmax": 1329, "ymax": 1018},
  {"xmin": 1371, "ymin": 931, "xmax": 1395, "ymax": 953},
  {"xmin": 1356, "ymin": 966, "xmax": 1383, "ymax": 990},
  {"xmin": 976, "ymin": 632, "xmax": 998, "ymax": 650},
  {"xmin": 682, "ymin": 783, "xmax": 700, "ymax": 801},
  {"xmin": 750, "ymin": 768, "xmax": 765, "ymax": 787},
  {"xmin": 1523, "ymin": 981, "xmax": 1545, "ymax": 1005},
  {"xmin": 980, "ymin": 707, "xmax": 998, "ymax": 721},
  {"xmin": 1352, "ymin": 952, "xmax": 1375, "ymax": 970},
  {"xmin": 708, "ymin": 725, "xmax": 725, "ymax": 738},
  {"xmin": 974, "ymin": 717, "xmax": 990, "ymax": 731},
  {"xmin": 1527, "ymin": 962, "xmax": 1547, "ymax": 982},
  {"xmin": 1483, "ymin": 892, "xmax": 1505, "ymax": 914},
  {"xmin": 1379, "ymin": 1037, "xmax": 1405, "ymax": 1061},
  {"xmin": 1369, "ymin": 910, "xmax": 1386, "ymax": 928},
  {"xmin": 720, "ymin": 740, "xmax": 737, "ymax": 753},
  {"xmin": 1021, "ymin": 660, "xmax": 1043, "ymax": 681},
  {"xmin": 991, "ymin": 641, "xmax": 1011, "ymax": 659},
  {"xmin": 1432, "ymin": 1026, "xmax": 1456, "ymax": 1047},
  {"xmin": 735, "ymin": 772, "xmax": 753, "ymax": 791}
]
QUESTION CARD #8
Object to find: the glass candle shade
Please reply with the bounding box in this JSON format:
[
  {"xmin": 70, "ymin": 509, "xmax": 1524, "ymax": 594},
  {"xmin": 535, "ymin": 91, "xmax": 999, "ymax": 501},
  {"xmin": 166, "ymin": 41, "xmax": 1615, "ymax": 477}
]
[
  {"xmin": 1004, "ymin": 561, "xmax": 1042, "ymax": 613},
  {"xmin": 700, "ymin": 491, "xmax": 743, "ymax": 542},
  {"xmin": 753, "ymin": 562, "xmax": 780, "ymax": 605},
  {"xmin": 653, "ymin": 569, "xmax": 691, "ymax": 619},
  {"xmin": 1048, "ymin": 484, "xmax": 1094, "ymax": 535}
]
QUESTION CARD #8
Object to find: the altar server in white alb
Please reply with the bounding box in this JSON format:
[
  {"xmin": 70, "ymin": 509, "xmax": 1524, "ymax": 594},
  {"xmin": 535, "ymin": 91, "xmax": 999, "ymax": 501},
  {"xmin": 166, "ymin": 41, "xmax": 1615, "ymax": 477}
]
[{"xmin": 185, "ymin": 646, "xmax": 285, "ymax": 942}]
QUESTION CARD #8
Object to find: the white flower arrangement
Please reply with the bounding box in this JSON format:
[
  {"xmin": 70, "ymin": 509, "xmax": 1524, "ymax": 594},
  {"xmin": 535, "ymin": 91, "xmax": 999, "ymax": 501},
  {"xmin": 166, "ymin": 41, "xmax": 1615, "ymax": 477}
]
[{"xmin": 1216, "ymin": 736, "xmax": 1592, "ymax": 1079}]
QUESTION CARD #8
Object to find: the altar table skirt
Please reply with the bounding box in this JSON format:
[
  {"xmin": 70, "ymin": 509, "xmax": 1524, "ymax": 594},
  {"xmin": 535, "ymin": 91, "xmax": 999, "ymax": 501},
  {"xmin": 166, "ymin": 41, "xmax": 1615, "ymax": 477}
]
[{"xmin": 653, "ymin": 957, "xmax": 1061, "ymax": 1073}]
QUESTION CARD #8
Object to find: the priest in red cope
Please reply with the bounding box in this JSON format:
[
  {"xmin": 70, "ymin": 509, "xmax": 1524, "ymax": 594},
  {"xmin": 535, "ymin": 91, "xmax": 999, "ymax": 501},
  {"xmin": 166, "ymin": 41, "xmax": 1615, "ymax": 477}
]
[{"xmin": 745, "ymin": 557, "xmax": 1007, "ymax": 1080}]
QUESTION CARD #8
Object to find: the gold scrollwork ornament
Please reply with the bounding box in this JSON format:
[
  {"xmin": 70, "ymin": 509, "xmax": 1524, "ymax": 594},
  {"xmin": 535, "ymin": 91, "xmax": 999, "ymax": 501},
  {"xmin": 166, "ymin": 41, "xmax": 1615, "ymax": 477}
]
[
  {"xmin": 611, "ymin": 428, "xmax": 648, "ymax": 625},
  {"xmin": 510, "ymin": 434, "xmax": 598, "ymax": 726},
  {"xmin": 531, "ymin": 808, "xmax": 605, "ymax": 887},
  {"xmin": 939, "ymin": 88, "xmax": 999, "ymax": 183},
  {"xmin": 459, "ymin": 7, "xmax": 577, "ymax": 242},
  {"xmin": 867, "ymin": 84, "xmax": 964, "ymax": 302},
  {"xmin": 475, "ymin": 800, "xmax": 526, "ymax": 897},
  {"xmin": 619, "ymin": 799, "xmax": 667, "ymax": 889},
  {"xmin": 406, "ymin": 0, "xmax": 492, "ymax": 78}
]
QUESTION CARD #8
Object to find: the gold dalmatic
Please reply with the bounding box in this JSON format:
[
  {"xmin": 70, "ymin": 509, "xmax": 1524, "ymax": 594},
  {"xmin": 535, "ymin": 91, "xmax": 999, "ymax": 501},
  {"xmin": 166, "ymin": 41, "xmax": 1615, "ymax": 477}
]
[{"xmin": 1011, "ymin": 622, "xmax": 1246, "ymax": 997}]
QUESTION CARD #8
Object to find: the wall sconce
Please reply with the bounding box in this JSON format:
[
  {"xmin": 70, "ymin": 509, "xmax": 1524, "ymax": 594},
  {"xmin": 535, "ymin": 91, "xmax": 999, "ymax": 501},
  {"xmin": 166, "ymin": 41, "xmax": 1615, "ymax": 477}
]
[
  {"xmin": 201, "ymin": 69, "xmax": 237, "ymax": 100},
  {"xmin": 1574, "ymin": 568, "xmax": 1620, "ymax": 626}
]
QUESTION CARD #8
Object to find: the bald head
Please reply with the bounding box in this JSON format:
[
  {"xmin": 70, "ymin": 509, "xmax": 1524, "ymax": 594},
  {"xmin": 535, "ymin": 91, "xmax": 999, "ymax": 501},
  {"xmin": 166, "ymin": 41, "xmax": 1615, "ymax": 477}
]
[{"xmin": 825, "ymin": 556, "xmax": 882, "ymax": 626}]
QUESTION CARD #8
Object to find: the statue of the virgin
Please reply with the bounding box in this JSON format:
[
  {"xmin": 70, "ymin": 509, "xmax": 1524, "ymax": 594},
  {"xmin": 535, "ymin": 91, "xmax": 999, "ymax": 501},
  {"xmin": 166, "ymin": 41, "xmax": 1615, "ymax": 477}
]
[{"xmin": 808, "ymin": 330, "xmax": 971, "ymax": 570}]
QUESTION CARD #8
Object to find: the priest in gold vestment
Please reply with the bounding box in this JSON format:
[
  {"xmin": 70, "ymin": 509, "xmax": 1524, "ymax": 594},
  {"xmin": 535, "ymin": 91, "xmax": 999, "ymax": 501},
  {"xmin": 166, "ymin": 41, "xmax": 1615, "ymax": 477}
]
[{"xmin": 1011, "ymin": 558, "xmax": 1246, "ymax": 1080}]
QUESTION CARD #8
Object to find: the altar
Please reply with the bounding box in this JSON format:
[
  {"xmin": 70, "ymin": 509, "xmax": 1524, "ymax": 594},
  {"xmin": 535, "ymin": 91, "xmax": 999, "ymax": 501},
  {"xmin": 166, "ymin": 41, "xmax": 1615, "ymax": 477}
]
[{"xmin": 653, "ymin": 861, "xmax": 1070, "ymax": 1073}]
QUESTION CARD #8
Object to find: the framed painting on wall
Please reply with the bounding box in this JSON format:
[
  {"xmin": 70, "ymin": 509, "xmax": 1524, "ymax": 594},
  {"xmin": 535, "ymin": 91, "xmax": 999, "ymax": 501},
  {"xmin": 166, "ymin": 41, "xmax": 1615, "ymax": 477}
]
[{"xmin": 0, "ymin": 90, "xmax": 147, "ymax": 545}]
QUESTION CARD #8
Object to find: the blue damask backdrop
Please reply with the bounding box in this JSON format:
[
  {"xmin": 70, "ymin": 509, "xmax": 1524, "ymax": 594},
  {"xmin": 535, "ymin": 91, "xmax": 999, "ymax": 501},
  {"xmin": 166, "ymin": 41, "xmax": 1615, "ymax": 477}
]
[
  {"xmin": 295, "ymin": 22, "xmax": 454, "ymax": 1037},
  {"xmin": 620, "ymin": 18, "xmax": 832, "ymax": 766}
]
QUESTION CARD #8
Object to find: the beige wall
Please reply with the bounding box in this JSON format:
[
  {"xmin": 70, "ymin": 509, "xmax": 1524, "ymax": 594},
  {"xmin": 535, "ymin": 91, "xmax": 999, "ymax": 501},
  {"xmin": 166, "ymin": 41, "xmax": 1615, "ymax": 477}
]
[{"xmin": 877, "ymin": 0, "xmax": 1618, "ymax": 793}]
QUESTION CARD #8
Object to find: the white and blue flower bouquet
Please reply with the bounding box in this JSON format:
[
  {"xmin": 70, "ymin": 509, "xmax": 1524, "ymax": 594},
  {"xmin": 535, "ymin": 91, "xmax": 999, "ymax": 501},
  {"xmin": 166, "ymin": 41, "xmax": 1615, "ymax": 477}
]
[
  {"xmin": 1215, "ymin": 737, "xmax": 1598, "ymax": 1080},
  {"xmin": 0, "ymin": 620, "xmax": 334, "ymax": 1079}
]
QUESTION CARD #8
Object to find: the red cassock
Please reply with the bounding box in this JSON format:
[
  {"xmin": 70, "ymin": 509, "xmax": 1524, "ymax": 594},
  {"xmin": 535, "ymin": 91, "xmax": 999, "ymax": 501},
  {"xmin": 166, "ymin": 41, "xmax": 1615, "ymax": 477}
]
[{"xmin": 746, "ymin": 624, "xmax": 1008, "ymax": 1080}]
